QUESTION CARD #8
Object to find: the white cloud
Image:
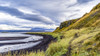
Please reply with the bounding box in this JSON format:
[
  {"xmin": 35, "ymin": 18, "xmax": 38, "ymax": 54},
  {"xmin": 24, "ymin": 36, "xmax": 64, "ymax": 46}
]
[
  {"xmin": 65, "ymin": 0, "xmax": 100, "ymax": 20},
  {"xmin": 21, "ymin": 24, "xmax": 58, "ymax": 29},
  {"xmin": 0, "ymin": 12, "xmax": 57, "ymax": 30},
  {"xmin": 17, "ymin": 7, "xmax": 39, "ymax": 15},
  {"xmin": 0, "ymin": 1, "xmax": 10, "ymax": 7},
  {"xmin": 0, "ymin": 12, "xmax": 34, "ymax": 23},
  {"xmin": 0, "ymin": 24, "xmax": 31, "ymax": 30}
]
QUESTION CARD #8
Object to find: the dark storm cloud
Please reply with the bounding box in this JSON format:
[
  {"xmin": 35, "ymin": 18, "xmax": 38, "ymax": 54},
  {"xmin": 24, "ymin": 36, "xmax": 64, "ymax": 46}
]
[
  {"xmin": 0, "ymin": 6, "xmax": 23, "ymax": 16},
  {"xmin": 78, "ymin": 0, "xmax": 93, "ymax": 3},
  {"xmin": 0, "ymin": 6, "xmax": 54, "ymax": 24}
]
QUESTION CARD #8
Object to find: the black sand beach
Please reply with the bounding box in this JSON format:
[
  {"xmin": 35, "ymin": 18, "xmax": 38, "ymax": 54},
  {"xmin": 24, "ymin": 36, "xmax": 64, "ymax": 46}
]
[{"xmin": 0, "ymin": 34, "xmax": 55, "ymax": 56}]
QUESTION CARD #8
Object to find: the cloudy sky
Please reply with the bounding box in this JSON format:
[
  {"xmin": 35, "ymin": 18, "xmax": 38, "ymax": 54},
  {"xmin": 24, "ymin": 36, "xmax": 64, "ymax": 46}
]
[{"xmin": 0, "ymin": 0, "xmax": 100, "ymax": 30}]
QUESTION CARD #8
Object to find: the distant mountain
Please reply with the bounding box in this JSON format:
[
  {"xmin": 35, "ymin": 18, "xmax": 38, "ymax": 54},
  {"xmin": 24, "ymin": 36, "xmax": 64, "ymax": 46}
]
[
  {"xmin": 0, "ymin": 28, "xmax": 54, "ymax": 32},
  {"xmin": 30, "ymin": 27, "xmax": 54, "ymax": 32}
]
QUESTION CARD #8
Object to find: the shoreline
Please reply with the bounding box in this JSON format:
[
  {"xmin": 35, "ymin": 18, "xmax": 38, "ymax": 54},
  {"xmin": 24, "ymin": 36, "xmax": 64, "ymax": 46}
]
[
  {"xmin": 24, "ymin": 34, "xmax": 56, "ymax": 52},
  {"xmin": 0, "ymin": 34, "xmax": 56, "ymax": 55}
]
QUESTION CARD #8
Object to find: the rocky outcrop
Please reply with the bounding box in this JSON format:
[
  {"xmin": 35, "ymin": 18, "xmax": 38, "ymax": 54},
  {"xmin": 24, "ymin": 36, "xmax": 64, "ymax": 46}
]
[
  {"xmin": 59, "ymin": 19, "xmax": 78, "ymax": 29},
  {"xmin": 54, "ymin": 19, "xmax": 78, "ymax": 32}
]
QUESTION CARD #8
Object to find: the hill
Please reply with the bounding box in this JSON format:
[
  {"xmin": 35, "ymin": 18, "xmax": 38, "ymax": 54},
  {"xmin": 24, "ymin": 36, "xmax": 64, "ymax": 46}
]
[
  {"xmin": 51, "ymin": 3, "xmax": 100, "ymax": 56},
  {"xmin": 54, "ymin": 3, "xmax": 100, "ymax": 32}
]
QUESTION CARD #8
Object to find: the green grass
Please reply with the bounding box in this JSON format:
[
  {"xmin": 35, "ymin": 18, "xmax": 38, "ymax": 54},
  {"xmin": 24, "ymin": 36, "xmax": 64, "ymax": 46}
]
[
  {"xmin": 71, "ymin": 27, "xmax": 100, "ymax": 56},
  {"xmin": 26, "ymin": 32, "xmax": 60, "ymax": 38},
  {"xmin": 91, "ymin": 3, "xmax": 100, "ymax": 11}
]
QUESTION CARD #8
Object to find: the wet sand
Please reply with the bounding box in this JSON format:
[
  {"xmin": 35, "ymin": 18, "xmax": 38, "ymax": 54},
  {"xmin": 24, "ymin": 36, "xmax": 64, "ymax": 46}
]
[{"xmin": 0, "ymin": 37, "xmax": 28, "ymax": 41}]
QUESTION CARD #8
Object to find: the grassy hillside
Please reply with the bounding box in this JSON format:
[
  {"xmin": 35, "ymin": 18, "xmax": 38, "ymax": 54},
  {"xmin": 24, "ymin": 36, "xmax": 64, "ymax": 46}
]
[
  {"xmin": 91, "ymin": 3, "xmax": 100, "ymax": 11},
  {"xmin": 4, "ymin": 3, "xmax": 100, "ymax": 56},
  {"xmin": 54, "ymin": 3, "xmax": 100, "ymax": 32}
]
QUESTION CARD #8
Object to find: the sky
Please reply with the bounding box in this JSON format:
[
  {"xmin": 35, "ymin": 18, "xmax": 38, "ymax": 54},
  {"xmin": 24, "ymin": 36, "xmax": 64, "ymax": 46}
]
[{"xmin": 0, "ymin": 0, "xmax": 100, "ymax": 30}]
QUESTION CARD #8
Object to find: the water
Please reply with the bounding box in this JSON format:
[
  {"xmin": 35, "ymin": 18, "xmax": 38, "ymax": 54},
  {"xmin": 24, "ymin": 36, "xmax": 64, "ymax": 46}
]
[{"xmin": 0, "ymin": 33, "xmax": 43, "ymax": 53}]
